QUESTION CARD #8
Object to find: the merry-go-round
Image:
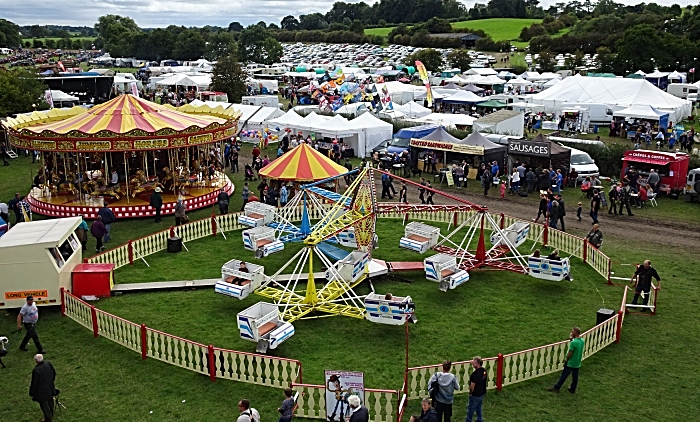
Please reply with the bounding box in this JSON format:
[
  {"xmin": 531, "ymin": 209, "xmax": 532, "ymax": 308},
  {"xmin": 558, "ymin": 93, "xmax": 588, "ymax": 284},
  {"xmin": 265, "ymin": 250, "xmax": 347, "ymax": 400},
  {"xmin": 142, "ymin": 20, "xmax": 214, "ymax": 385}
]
[{"xmin": 2, "ymin": 94, "xmax": 240, "ymax": 219}]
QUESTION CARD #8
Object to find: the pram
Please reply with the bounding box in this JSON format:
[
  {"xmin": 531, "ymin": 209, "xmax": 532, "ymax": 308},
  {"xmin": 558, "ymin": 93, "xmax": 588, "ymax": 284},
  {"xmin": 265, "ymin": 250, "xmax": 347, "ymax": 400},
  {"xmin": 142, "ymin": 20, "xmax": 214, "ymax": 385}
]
[{"xmin": 244, "ymin": 164, "xmax": 257, "ymax": 181}]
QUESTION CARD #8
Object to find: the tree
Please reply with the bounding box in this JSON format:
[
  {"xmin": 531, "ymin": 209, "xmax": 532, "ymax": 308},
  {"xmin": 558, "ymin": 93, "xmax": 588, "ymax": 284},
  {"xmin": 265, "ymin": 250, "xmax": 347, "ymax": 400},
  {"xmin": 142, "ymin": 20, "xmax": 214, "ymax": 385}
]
[
  {"xmin": 0, "ymin": 18, "xmax": 22, "ymax": 48},
  {"xmin": 405, "ymin": 48, "xmax": 443, "ymax": 71},
  {"xmin": 228, "ymin": 22, "xmax": 244, "ymax": 32},
  {"xmin": 172, "ymin": 29, "xmax": 206, "ymax": 61},
  {"xmin": 299, "ymin": 13, "xmax": 328, "ymax": 30},
  {"xmin": 0, "ymin": 68, "xmax": 49, "ymax": 116},
  {"xmin": 205, "ymin": 31, "xmax": 237, "ymax": 61},
  {"xmin": 46, "ymin": 39, "xmax": 56, "ymax": 49},
  {"xmin": 616, "ymin": 24, "xmax": 665, "ymax": 73},
  {"xmin": 349, "ymin": 20, "xmax": 365, "ymax": 34},
  {"xmin": 595, "ymin": 46, "xmax": 615, "ymax": 73},
  {"xmin": 281, "ymin": 16, "xmax": 299, "ymax": 30},
  {"xmin": 238, "ymin": 25, "xmax": 283, "ymax": 65},
  {"xmin": 211, "ymin": 54, "xmax": 247, "ymax": 103},
  {"xmin": 94, "ymin": 15, "xmax": 140, "ymax": 57},
  {"xmin": 536, "ymin": 50, "xmax": 557, "ymax": 72},
  {"xmin": 446, "ymin": 49, "xmax": 472, "ymax": 71}
]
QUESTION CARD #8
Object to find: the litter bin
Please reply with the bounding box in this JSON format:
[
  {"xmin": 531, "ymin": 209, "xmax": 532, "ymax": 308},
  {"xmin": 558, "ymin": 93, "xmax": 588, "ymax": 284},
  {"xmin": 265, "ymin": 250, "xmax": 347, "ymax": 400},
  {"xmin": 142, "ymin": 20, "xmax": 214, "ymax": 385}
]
[
  {"xmin": 596, "ymin": 308, "xmax": 615, "ymax": 325},
  {"xmin": 167, "ymin": 236, "xmax": 182, "ymax": 253},
  {"xmin": 593, "ymin": 125, "xmax": 599, "ymax": 133}
]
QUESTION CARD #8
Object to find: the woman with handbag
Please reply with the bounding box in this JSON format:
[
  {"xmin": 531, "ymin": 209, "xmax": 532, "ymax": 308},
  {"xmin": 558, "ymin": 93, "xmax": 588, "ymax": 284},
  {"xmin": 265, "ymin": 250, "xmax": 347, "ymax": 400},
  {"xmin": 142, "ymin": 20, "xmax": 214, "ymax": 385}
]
[{"xmin": 174, "ymin": 199, "xmax": 187, "ymax": 226}]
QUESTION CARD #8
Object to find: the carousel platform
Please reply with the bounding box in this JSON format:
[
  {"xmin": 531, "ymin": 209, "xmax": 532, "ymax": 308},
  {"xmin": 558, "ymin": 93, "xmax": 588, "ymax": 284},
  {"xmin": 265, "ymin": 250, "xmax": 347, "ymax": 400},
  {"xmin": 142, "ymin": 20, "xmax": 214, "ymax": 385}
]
[{"xmin": 27, "ymin": 174, "xmax": 234, "ymax": 219}]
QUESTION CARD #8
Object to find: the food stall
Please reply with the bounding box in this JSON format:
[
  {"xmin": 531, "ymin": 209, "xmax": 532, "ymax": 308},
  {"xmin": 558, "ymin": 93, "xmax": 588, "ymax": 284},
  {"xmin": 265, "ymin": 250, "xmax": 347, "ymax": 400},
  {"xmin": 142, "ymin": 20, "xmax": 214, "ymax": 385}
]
[
  {"xmin": 0, "ymin": 217, "xmax": 83, "ymax": 309},
  {"xmin": 621, "ymin": 150, "xmax": 689, "ymax": 193},
  {"xmin": 507, "ymin": 134, "xmax": 571, "ymax": 172}
]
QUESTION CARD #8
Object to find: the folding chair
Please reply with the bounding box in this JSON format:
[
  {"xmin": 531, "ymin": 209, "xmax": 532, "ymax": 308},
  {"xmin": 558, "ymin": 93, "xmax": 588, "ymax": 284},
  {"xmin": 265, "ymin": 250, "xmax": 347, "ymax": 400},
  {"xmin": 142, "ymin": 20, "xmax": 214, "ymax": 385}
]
[{"xmin": 648, "ymin": 193, "xmax": 657, "ymax": 207}]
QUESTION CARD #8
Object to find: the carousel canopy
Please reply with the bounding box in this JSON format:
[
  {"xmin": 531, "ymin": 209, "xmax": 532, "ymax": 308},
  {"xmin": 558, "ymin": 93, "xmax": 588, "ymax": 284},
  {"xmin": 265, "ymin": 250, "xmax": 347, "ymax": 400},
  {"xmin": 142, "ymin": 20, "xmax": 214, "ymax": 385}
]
[
  {"xmin": 3, "ymin": 94, "xmax": 240, "ymax": 152},
  {"xmin": 259, "ymin": 143, "xmax": 348, "ymax": 181}
]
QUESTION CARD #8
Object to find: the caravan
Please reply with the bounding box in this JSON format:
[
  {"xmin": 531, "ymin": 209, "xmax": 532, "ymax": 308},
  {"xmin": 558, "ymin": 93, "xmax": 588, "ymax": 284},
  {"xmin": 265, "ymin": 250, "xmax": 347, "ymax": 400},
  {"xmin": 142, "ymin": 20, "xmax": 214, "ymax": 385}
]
[{"xmin": 667, "ymin": 83, "xmax": 698, "ymax": 99}]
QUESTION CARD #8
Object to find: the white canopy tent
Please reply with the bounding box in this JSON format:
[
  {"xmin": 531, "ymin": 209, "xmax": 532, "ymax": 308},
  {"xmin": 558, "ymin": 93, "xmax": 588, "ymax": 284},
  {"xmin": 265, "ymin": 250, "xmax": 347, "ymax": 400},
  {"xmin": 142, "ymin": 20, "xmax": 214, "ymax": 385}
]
[
  {"xmin": 506, "ymin": 77, "xmax": 532, "ymax": 87},
  {"xmin": 266, "ymin": 109, "xmax": 307, "ymax": 128},
  {"xmin": 613, "ymin": 104, "xmax": 669, "ymax": 121},
  {"xmin": 49, "ymin": 90, "xmax": 79, "ymax": 106},
  {"xmin": 520, "ymin": 71, "xmax": 542, "ymax": 81},
  {"xmin": 418, "ymin": 113, "xmax": 476, "ymax": 128},
  {"xmin": 394, "ymin": 101, "xmax": 432, "ymax": 118},
  {"xmin": 466, "ymin": 68, "xmax": 498, "ymax": 76},
  {"xmin": 156, "ymin": 73, "xmax": 211, "ymax": 89},
  {"xmin": 442, "ymin": 90, "xmax": 485, "ymax": 104},
  {"xmin": 525, "ymin": 74, "xmax": 691, "ymax": 122},
  {"xmin": 351, "ymin": 112, "xmax": 394, "ymax": 156}
]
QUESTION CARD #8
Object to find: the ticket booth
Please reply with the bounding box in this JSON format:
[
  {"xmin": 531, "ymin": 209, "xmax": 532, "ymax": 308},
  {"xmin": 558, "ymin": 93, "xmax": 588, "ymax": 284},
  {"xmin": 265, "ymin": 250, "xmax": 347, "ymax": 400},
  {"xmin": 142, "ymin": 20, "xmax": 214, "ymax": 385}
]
[{"xmin": 0, "ymin": 217, "xmax": 83, "ymax": 309}]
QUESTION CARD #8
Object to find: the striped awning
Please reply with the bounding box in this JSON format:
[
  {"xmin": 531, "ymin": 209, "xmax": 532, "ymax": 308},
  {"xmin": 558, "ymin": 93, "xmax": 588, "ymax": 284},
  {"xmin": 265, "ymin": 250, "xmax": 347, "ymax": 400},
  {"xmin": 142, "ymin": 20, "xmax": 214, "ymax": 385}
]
[{"xmin": 259, "ymin": 144, "xmax": 348, "ymax": 181}]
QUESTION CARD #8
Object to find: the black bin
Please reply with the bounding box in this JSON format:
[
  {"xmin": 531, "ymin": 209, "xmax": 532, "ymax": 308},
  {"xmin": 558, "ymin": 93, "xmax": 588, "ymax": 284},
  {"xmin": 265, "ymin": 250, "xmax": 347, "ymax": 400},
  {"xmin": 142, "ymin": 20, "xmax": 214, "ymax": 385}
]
[
  {"xmin": 596, "ymin": 308, "xmax": 615, "ymax": 325},
  {"xmin": 167, "ymin": 236, "xmax": 182, "ymax": 253}
]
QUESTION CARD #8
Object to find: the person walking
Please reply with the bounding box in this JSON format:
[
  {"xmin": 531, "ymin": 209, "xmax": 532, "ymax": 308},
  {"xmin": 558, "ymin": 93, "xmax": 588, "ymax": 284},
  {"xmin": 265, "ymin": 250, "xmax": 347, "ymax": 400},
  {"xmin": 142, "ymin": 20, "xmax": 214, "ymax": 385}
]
[
  {"xmin": 548, "ymin": 198, "xmax": 559, "ymax": 229},
  {"xmin": 548, "ymin": 327, "xmax": 585, "ymax": 393},
  {"xmin": 150, "ymin": 187, "xmax": 163, "ymax": 223},
  {"xmin": 8, "ymin": 192, "xmax": 21, "ymax": 225},
  {"xmin": 618, "ymin": 183, "xmax": 634, "ymax": 216},
  {"xmin": 608, "ymin": 184, "xmax": 619, "ymax": 215},
  {"xmin": 481, "ymin": 170, "xmax": 492, "ymax": 196},
  {"xmin": 18, "ymin": 296, "xmax": 46, "ymax": 354},
  {"xmin": 534, "ymin": 194, "xmax": 547, "ymax": 222},
  {"xmin": 241, "ymin": 182, "xmax": 250, "ymax": 211},
  {"xmin": 586, "ymin": 224, "xmax": 603, "ymax": 249},
  {"xmin": 97, "ymin": 202, "xmax": 116, "ymax": 243},
  {"xmin": 217, "ymin": 189, "xmax": 229, "ymax": 215},
  {"xmin": 237, "ymin": 399, "xmax": 260, "ymax": 422},
  {"xmin": 381, "ymin": 173, "xmax": 394, "ymax": 199},
  {"xmin": 556, "ymin": 194, "xmax": 566, "ymax": 232},
  {"xmin": 526, "ymin": 168, "xmax": 536, "ymax": 193},
  {"xmin": 76, "ymin": 216, "xmax": 89, "ymax": 251},
  {"xmin": 419, "ymin": 397, "xmax": 437, "ymax": 422},
  {"xmin": 589, "ymin": 189, "xmax": 601, "ymax": 224},
  {"xmin": 425, "ymin": 181, "xmax": 435, "ymax": 205},
  {"xmin": 428, "ymin": 361, "xmax": 460, "ymax": 422},
  {"xmin": 418, "ymin": 178, "xmax": 427, "ymax": 204},
  {"xmin": 279, "ymin": 184, "xmax": 289, "ymax": 207},
  {"xmin": 277, "ymin": 387, "xmax": 295, "ymax": 422},
  {"xmin": 30, "ymin": 354, "xmax": 56, "ymax": 422},
  {"xmin": 466, "ymin": 357, "xmax": 487, "ymax": 422},
  {"xmin": 174, "ymin": 199, "xmax": 187, "ymax": 226},
  {"xmin": 399, "ymin": 181, "xmax": 408, "ymax": 204},
  {"xmin": 91, "ymin": 215, "xmax": 107, "ymax": 252},
  {"xmin": 630, "ymin": 260, "xmax": 661, "ymax": 310}
]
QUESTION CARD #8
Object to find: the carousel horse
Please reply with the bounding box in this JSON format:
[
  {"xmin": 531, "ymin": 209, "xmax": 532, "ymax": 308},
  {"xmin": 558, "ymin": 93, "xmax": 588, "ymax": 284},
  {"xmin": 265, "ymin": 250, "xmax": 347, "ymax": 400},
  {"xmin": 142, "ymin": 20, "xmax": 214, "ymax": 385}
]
[
  {"xmin": 88, "ymin": 177, "xmax": 121, "ymax": 200},
  {"xmin": 57, "ymin": 173, "xmax": 78, "ymax": 196},
  {"xmin": 161, "ymin": 167, "xmax": 174, "ymax": 192}
]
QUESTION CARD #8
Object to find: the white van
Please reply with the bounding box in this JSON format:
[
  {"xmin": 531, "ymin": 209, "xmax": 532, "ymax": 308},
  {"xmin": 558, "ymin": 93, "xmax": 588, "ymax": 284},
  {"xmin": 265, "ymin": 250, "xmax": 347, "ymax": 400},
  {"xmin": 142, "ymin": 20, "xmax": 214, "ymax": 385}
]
[
  {"xmin": 560, "ymin": 145, "xmax": 599, "ymax": 180},
  {"xmin": 667, "ymin": 83, "xmax": 698, "ymax": 99}
]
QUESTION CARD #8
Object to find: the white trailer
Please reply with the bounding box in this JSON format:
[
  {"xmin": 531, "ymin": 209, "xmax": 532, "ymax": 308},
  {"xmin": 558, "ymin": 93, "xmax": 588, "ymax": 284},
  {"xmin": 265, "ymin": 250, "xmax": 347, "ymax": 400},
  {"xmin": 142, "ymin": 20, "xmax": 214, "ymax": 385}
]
[
  {"xmin": 242, "ymin": 95, "xmax": 279, "ymax": 107},
  {"xmin": 0, "ymin": 217, "xmax": 82, "ymax": 309}
]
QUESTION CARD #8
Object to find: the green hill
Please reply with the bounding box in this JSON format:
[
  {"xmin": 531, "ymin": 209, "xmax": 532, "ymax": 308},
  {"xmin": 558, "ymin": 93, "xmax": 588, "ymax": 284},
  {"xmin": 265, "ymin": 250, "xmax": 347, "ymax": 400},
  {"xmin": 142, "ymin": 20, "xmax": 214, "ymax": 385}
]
[{"xmin": 365, "ymin": 18, "xmax": 569, "ymax": 48}]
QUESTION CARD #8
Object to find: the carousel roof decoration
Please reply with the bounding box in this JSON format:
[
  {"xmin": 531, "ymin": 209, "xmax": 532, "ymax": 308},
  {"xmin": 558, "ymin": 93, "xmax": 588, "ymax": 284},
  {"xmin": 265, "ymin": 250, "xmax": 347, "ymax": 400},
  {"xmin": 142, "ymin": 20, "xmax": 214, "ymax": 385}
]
[
  {"xmin": 3, "ymin": 94, "xmax": 241, "ymax": 152},
  {"xmin": 259, "ymin": 143, "xmax": 348, "ymax": 181}
]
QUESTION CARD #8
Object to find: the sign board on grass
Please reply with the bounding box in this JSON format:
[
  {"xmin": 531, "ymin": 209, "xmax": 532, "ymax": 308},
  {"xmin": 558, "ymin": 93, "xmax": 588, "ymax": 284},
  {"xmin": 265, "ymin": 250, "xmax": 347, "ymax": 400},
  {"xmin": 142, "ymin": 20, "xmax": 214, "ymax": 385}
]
[{"xmin": 325, "ymin": 370, "xmax": 365, "ymax": 422}]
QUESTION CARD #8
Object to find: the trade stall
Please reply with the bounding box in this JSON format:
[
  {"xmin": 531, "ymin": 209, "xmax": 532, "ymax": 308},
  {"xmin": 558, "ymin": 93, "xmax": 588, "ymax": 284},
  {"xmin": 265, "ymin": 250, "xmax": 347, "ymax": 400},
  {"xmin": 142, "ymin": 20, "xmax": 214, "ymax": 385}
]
[
  {"xmin": 458, "ymin": 132, "xmax": 507, "ymax": 175},
  {"xmin": 621, "ymin": 150, "xmax": 689, "ymax": 193},
  {"xmin": 409, "ymin": 127, "xmax": 487, "ymax": 171},
  {"xmin": 0, "ymin": 217, "xmax": 82, "ymax": 309},
  {"xmin": 472, "ymin": 110, "xmax": 524, "ymax": 137},
  {"xmin": 613, "ymin": 104, "xmax": 669, "ymax": 132},
  {"xmin": 507, "ymin": 134, "xmax": 571, "ymax": 174}
]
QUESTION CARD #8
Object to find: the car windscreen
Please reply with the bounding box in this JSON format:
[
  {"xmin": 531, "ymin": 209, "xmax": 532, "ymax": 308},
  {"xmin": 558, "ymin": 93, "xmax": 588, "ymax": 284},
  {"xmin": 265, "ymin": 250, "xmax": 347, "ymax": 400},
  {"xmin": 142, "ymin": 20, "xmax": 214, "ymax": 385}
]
[
  {"xmin": 570, "ymin": 153, "xmax": 595, "ymax": 166},
  {"xmin": 390, "ymin": 137, "xmax": 411, "ymax": 147}
]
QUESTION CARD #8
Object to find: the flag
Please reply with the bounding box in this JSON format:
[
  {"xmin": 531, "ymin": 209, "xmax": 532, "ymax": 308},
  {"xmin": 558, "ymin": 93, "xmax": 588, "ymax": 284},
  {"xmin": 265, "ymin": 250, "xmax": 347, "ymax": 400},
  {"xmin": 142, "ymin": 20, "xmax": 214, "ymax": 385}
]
[
  {"xmin": 376, "ymin": 75, "xmax": 385, "ymax": 84},
  {"xmin": 415, "ymin": 60, "xmax": 433, "ymax": 107},
  {"xmin": 44, "ymin": 90, "xmax": 54, "ymax": 109}
]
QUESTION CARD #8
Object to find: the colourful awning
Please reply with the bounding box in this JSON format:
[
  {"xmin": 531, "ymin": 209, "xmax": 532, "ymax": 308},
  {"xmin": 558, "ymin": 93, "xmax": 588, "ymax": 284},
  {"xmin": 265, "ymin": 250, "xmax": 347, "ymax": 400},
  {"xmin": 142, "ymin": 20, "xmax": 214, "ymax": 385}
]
[{"xmin": 259, "ymin": 144, "xmax": 348, "ymax": 181}]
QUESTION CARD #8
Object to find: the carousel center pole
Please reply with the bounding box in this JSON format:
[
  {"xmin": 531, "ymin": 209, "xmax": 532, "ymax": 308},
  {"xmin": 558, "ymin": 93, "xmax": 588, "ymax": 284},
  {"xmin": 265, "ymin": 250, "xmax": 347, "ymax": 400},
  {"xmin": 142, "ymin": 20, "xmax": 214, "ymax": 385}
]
[{"xmin": 124, "ymin": 153, "xmax": 130, "ymax": 204}]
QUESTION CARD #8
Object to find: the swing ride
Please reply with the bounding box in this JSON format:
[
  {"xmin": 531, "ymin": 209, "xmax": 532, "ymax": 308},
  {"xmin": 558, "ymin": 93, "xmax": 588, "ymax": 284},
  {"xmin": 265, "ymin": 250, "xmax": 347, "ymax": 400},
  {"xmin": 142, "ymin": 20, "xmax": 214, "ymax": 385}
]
[{"xmin": 213, "ymin": 164, "xmax": 575, "ymax": 351}]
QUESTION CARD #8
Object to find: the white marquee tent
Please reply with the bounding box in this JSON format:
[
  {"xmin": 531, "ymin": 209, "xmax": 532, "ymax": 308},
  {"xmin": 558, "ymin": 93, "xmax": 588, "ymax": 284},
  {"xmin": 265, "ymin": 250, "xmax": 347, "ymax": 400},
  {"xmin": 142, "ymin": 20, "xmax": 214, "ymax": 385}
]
[
  {"xmin": 394, "ymin": 101, "xmax": 432, "ymax": 118},
  {"xmin": 418, "ymin": 113, "xmax": 476, "ymax": 128},
  {"xmin": 525, "ymin": 74, "xmax": 691, "ymax": 122},
  {"xmin": 613, "ymin": 104, "xmax": 669, "ymax": 121}
]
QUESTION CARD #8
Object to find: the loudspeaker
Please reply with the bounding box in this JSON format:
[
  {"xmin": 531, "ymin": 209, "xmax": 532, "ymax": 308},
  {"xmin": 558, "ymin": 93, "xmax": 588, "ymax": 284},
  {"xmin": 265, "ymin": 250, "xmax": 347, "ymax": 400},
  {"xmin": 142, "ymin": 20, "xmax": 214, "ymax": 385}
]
[
  {"xmin": 167, "ymin": 236, "xmax": 182, "ymax": 253},
  {"xmin": 596, "ymin": 308, "xmax": 615, "ymax": 325}
]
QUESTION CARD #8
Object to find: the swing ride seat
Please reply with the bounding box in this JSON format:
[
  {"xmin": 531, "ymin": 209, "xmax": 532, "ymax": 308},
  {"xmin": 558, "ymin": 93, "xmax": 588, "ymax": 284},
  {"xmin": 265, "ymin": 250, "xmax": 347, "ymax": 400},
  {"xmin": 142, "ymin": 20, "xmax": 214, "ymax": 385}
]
[
  {"xmin": 528, "ymin": 256, "xmax": 571, "ymax": 281},
  {"xmin": 399, "ymin": 222, "xmax": 440, "ymax": 254},
  {"xmin": 238, "ymin": 202, "xmax": 276, "ymax": 227},
  {"xmin": 242, "ymin": 226, "xmax": 284, "ymax": 257},
  {"xmin": 317, "ymin": 241, "xmax": 351, "ymax": 262},
  {"xmin": 364, "ymin": 293, "xmax": 414, "ymax": 325},
  {"xmin": 490, "ymin": 222, "xmax": 530, "ymax": 248},
  {"xmin": 424, "ymin": 253, "xmax": 470, "ymax": 290},
  {"xmin": 215, "ymin": 259, "xmax": 265, "ymax": 300},
  {"xmin": 324, "ymin": 250, "xmax": 370, "ymax": 284},
  {"xmin": 237, "ymin": 302, "xmax": 295, "ymax": 351}
]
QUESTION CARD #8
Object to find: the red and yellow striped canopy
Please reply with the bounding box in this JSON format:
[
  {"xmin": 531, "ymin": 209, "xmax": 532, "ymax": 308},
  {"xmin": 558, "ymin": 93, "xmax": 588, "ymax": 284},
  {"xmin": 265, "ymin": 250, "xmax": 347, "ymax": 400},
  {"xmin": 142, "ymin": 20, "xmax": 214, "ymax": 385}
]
[
  {"xmin": 23, "ymin": 94, "xmax": 228, "ymax": 135},
  {"xmin": 259, "ymin": 144, "xmax": 348, "ymax": 181}
]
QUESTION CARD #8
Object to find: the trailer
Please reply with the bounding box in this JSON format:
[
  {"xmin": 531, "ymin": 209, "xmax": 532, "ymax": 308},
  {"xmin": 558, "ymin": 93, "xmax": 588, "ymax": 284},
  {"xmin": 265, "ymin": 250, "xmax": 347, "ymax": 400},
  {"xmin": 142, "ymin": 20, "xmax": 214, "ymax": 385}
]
[
  {"xmin": 215, "ymin": 260, "xmax": 266, "ymax": 300},
  {"xmin": 237, "ymin": 302, "xmax": 295, "ymax": 353},
  {"xmin": 424, "ymin": 253, "xmax": 470, "ymax": 291},
  {"xmin": 399, "ymin": 222, "xmax": 440, "ymax": 254},
  {"xmin": 0, "ymin": 217, "xmax": 82, "ymax": 309}
]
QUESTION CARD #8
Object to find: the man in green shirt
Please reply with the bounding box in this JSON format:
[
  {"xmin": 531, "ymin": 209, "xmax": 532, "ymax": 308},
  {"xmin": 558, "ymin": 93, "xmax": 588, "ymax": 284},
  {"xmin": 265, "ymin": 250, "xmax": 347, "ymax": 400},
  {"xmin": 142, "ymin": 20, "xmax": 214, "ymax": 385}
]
[{"xmin": 548, "ymin": 327, "xmax": 584, "ymax": 393}]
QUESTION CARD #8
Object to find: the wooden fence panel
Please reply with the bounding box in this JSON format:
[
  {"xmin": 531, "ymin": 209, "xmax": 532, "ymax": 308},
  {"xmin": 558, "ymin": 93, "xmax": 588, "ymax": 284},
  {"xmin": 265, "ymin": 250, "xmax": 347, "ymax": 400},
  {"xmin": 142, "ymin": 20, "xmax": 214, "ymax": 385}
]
[
  {"xmin": 63, "ymin": 293, "xmax": 93, "ymax": 329},
  {"xmin": 212, "ymin": 348, "xmax": 301, "ymax": 388},
  {"xmin": 95, "ymin": 309, "xmax": 141, "ymax": 353},
  {"xmin": 145, "ymin": 328, "xmax": 209, "ymax": 375}
]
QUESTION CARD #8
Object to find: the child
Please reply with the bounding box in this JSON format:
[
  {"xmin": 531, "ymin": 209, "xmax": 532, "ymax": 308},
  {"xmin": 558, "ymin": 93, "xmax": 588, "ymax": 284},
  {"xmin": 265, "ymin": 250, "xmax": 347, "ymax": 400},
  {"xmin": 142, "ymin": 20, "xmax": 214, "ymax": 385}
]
[
  {"xmin": 278, "ymin": 387, "xmax": 295, "ymax": 422},
  {"xmin": 576, "ymin": 201, "xmax": 582, "ymax": 221},
  {"xmin": 500, "ymin": 180, "xmax": 507, "ymax": 198}
]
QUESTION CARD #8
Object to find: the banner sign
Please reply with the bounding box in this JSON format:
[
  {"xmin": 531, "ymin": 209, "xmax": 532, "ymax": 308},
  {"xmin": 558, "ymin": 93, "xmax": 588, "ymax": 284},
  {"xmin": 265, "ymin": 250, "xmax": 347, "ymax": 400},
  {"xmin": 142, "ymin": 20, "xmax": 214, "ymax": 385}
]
[
  {"xmin": 325, "ymin": 370, "xmax": 365, "ymax": 422},
  {"xmin": 508, "ymin": 140, "xmax": 550, "ymax": 157},
  {"xmin": 410, "ymin": 138, "xmax": 485, "ymax": 155}
]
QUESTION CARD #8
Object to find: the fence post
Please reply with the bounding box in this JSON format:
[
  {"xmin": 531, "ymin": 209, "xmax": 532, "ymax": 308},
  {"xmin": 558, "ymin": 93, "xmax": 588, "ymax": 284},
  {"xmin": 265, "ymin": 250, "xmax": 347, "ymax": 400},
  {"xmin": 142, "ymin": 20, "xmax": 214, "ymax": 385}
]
[
  {"xmin": 170, "ymin": 226, "xmax": 175, "ymax": 238},
  {"xmin": 128, "ymin": 240, "xmax": 134, "ymax": 265},
  {"xmin": 403, "ymin": 213, "xmax": 408, "ymax": 226},
  {"xmin": 496, "ymin": 353, "xmax": 504, "ymax": 391},
  {"xmin": 582, "ymin": 238, "xmax": 588, "ymax": 263},
  {"xmin": 141, "ymin": 324, "xmax": 148, "ymax": 360},
  {"xmin": 607, "ymin": 258, "xmax": 613, "ymax": 285},
  {"xmin": 208, "ymin": 344, "xmax": 216, "ymax": 382},
  {"xmin": 211, "ymin": 215, "xmax": 217, "ymax": 237},
  {"xmin": 90, "ymin": 306, "xmax": 99, "ymax": 338},
  {"xmin": 453, "ymin": 211, "xmax": 458, "ymax": 227},
  {"xmin": 542, "ymin": 223, "xmax": 548, "ymax": 247},
  {"xmin": 652, "ymin": 286, "xmax": 659, "ymax": 315},
  {"xmin": 615, "ymin": 311, "xmax": 623, "ymax": 343},
  {"xmin": 60, "ymin": 287, "xmax": 65, "ymax": 317},
  {"xmin": 83, "ymin": 258, "xmax": 88, "ymax": 263},
  {"xmin": 499, "ymin": 213, "xmax": 505, "ymax": 229}
]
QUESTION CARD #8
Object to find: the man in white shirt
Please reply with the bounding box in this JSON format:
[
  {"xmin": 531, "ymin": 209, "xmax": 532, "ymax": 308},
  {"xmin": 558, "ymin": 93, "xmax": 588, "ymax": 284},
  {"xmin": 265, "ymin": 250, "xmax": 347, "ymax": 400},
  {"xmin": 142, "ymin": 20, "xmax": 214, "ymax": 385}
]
[{"xmin": 17, "ymin": 296, "xmax": 46, "ymax": 354}]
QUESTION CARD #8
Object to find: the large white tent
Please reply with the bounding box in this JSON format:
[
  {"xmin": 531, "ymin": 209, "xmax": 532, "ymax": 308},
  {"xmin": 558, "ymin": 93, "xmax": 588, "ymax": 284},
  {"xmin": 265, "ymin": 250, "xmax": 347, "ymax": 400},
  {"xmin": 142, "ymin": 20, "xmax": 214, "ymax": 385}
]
[
  {"xmin": 442, "ymin": 90, "xmax": 485, "ymax": 104},
  {"xmin": 394, "ymin": 101, "xmax": 432, "ymax": 118},
  {"xmin": 418, "ymin": 113, "xmax": 476, "ymax": 128},
  {"xmin": 156, "ymin": 73, "xmax": 211, "ymax": 89},
  {"xmin": 525, "ymin": 74, "xmax": 691, "ymax": 122}
]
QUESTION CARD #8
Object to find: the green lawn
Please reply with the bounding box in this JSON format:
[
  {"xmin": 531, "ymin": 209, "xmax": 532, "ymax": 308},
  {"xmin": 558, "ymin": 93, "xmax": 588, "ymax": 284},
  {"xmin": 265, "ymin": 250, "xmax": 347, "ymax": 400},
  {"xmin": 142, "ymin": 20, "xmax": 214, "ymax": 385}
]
[{"xmin": 365, "ymin": 27, "xmax": 396, "ymax": 37}]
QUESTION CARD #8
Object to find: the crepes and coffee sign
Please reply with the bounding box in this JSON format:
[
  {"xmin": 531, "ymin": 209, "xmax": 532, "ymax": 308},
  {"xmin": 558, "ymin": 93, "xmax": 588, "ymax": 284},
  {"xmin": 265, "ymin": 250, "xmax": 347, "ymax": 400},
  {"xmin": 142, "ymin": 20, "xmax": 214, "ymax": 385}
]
[
  {"xmin": 508, "ymin": 140, "xmax": 550, "ymax": 157},
  {"xmin": 410, "ymin": 138, "xmax": 485, "ymax": 155}
]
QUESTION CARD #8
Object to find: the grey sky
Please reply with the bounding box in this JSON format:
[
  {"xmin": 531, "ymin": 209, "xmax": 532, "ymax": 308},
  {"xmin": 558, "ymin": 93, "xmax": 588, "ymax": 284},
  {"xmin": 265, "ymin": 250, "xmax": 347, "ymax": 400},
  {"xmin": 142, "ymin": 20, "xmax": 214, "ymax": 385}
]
[{"xmin": 0, "ymin": 0, "xmax": 687, "ymax": 28}]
